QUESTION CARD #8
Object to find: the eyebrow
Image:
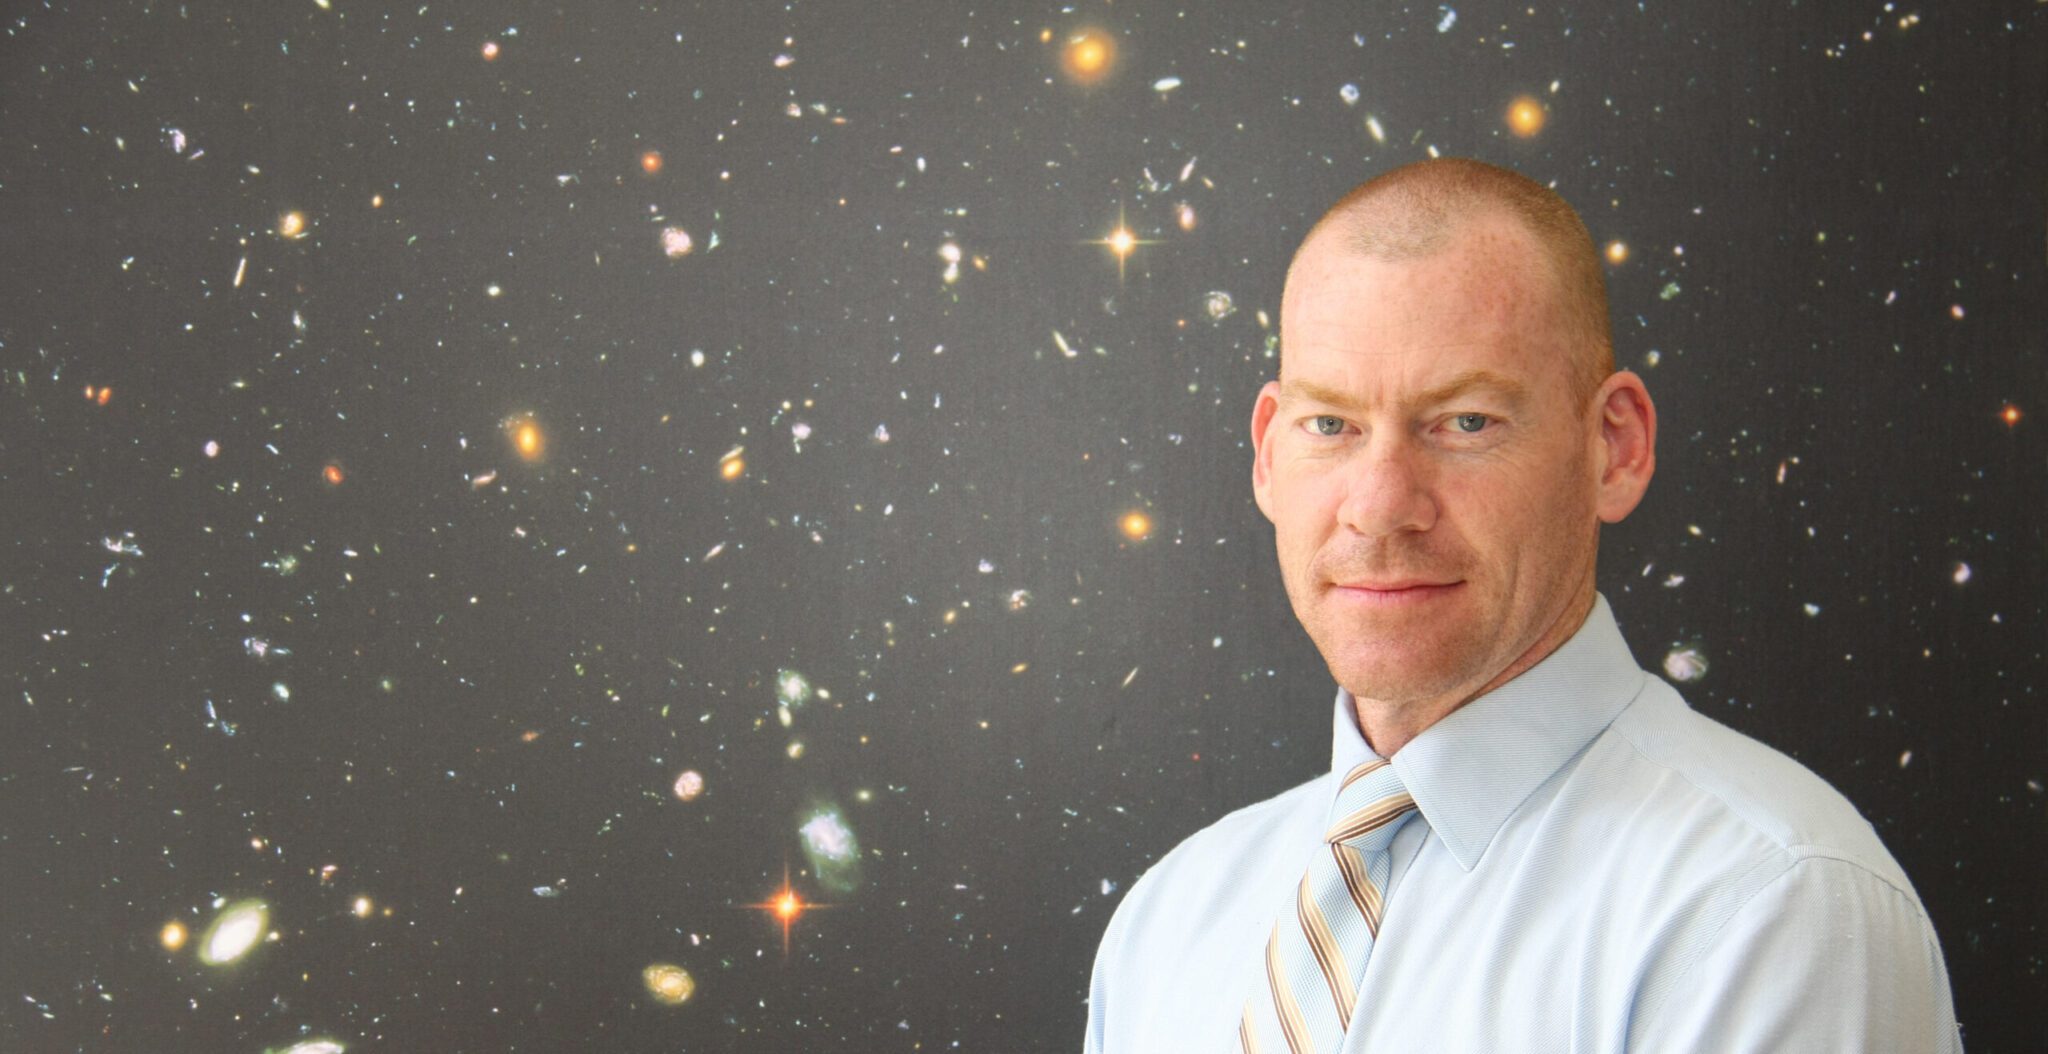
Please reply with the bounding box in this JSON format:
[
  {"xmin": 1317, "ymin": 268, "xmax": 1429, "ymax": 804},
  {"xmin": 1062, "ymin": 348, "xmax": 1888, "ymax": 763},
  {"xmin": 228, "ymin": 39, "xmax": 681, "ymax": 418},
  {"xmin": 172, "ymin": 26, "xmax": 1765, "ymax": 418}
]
[{"xmin": 1281, "ymin": 368, "xmax": 1530, "ymax": 413}]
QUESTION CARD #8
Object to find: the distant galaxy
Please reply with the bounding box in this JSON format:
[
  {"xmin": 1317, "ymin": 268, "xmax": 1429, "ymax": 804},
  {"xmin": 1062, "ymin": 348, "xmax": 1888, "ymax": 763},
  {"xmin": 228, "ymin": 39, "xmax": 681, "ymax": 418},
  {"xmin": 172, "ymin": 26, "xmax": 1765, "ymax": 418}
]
[
  {"xmin": 1058, "ymin": 28, "xmax": 1118, "ymax": 85},
  {"xmin": 1505, "ymin": 94, "xmax": 1547, "ymax": 138},
  {"xmin": 800, "ymin": 805, "xmax": 862, "ymax": 893},
  {"xmin": 197, "ymin": 899, "xmax": 270, "ymax": 967},
  {"xmin": 642, "ymin": 962, "xmax": 696, "ymax": 1006},
  {"xmin": 672, "ymin": 769, "xmax": 705, "ymax": 801}
]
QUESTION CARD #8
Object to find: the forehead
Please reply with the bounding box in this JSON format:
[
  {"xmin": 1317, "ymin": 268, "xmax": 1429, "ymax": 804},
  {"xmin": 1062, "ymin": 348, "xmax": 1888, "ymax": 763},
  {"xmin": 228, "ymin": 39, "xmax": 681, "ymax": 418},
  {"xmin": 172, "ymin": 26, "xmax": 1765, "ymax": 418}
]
[{"xmin": 1279, "ymin": 217, "xmax": 1573, "ymax": 401}]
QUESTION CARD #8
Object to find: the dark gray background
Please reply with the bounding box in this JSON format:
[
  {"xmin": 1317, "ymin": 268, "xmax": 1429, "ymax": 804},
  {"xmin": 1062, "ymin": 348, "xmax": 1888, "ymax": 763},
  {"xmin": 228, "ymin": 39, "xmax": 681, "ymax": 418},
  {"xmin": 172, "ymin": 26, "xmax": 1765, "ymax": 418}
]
[{"xmin": 3, "ymin": 1, "xmax": 2042, "ymax": 1050}]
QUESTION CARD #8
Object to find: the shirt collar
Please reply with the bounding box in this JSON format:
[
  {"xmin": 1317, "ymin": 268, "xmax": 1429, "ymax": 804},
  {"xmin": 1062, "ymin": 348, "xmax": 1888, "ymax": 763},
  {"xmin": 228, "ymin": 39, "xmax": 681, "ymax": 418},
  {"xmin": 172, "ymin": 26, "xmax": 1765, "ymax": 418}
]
[{"xmin": 1327, "ymin": 593, "xmax": 1647, "ymax": 871}]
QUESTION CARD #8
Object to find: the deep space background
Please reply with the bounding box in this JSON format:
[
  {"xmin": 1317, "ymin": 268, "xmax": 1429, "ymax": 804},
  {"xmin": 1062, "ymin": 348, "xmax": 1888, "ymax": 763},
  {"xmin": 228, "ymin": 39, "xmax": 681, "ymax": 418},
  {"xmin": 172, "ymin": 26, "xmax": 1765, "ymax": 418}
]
[{"xmin": 3, "ymin": 1, "xmax": 2044, "ymax": 1051}]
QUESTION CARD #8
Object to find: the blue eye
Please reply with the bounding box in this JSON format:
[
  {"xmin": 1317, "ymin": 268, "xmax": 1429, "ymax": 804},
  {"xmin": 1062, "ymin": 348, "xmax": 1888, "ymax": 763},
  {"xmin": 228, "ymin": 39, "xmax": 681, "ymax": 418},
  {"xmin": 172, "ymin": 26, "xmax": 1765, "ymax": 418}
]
[
  {"xmin": 1308, "ymin": 415, "xmax": 1346, "ymax": 436},
  {"xmin": 1452, "ymin": 413, "xmax": 1489, "ymax": 433}
]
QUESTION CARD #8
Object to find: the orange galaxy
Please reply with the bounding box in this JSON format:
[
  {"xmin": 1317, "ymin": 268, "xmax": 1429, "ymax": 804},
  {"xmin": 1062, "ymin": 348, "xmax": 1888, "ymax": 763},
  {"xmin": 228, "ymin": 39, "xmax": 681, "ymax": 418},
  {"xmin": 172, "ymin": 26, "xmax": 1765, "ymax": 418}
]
[
  {"xmin": 640, "ymin": 150, "xmax": 664, "ymax": 175},
  {"xmin": 507, "ymin": 417, "xmax": 544, "ymax": 460},
  {"xmin": 480, "ymin": 40, "xmax": 500, "ymax": 61},
  {"xmin": 1120, "ymin": 510, "xmax": 1153, "ymax": 541},
  {"xmin": 2001, "ymin": 404, "xmax": 2022, "ymax": 427},
  {"xmin": 1060, "ymin": 29, "xmax": 1117, "ymax": 84},
  {"xmin": 323, "ymin": 463, "xmax": 346, "ymax": 486},
  {"xmin": 1506, "ymin": 95, "xmax": 1547, "ymax": 138}
]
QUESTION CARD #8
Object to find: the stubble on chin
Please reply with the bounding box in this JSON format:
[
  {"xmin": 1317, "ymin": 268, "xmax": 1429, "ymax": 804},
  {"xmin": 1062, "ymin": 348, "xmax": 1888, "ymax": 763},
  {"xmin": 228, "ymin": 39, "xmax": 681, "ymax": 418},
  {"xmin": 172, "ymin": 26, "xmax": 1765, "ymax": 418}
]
[
  {"xmin": 1300, "ymin": 547, "xmax": 1511, "ymax": 693},
  {"xmin": 1313, "ymin": 615, "xmax": 1494, "ymax": 709}
]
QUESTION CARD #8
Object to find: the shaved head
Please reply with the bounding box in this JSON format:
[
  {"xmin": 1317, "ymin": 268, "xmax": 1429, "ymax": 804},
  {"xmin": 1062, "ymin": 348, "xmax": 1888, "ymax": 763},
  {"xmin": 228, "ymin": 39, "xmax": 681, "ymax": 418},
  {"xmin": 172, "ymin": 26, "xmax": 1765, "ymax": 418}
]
[{"xmin": 1286, "ymin": 157, "xmax": 1613, "ymax": 406}]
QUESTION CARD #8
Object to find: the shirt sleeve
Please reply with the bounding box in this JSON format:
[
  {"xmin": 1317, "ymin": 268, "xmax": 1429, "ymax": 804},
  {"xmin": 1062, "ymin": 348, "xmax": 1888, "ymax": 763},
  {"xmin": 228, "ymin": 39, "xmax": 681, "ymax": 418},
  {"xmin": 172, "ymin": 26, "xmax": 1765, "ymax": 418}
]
[{"xmin": 1631, "ymin": 855, "xmax": 1962, "ymax": 1053}]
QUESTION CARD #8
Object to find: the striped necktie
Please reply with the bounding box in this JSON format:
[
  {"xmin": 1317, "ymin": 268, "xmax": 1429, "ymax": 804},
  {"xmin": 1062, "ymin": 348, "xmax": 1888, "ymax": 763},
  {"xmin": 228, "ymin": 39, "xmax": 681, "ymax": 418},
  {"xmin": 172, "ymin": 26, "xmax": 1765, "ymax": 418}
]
[{"xmin": 1238, "ymin": 759, "xmax": 1418, "ymax": 1053}]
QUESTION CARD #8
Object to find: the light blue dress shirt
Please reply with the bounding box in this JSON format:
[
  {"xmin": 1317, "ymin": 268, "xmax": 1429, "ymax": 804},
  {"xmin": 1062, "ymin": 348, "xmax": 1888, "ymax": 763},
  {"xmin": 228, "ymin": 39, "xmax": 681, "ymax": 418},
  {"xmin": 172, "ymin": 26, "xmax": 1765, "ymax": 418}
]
[{"xmin": 1086, "ymin": 596, "xmax": 1962, "ymax": 1052}]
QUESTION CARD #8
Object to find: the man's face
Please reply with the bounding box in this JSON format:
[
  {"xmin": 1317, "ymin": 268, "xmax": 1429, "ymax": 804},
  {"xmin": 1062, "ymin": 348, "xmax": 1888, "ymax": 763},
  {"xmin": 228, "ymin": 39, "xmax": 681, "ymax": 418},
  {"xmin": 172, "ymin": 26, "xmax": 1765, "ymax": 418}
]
[{"xmin": 1253, "ymin": 215, "xmax": 1603, "ymax": 709}]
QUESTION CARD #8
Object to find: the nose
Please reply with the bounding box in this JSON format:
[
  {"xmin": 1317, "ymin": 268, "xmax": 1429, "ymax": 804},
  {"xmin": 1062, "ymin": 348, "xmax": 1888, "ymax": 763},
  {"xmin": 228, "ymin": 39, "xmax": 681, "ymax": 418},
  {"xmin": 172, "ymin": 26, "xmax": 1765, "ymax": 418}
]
[{"xmin": 1335, "ymin": 433, "xmax": 1439, "ymax": 539}]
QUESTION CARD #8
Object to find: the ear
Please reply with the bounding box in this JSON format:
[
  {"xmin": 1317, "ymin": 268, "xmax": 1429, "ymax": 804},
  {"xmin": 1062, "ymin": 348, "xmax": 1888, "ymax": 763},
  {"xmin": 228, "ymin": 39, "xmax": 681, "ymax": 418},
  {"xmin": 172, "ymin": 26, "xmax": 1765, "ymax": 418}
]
[
  {"xmin": 1592, "ymin": 371, "xmax": 1657, "ymax": 523},
  {"xmin": 1250, "ymin": 380, "xmax": 1283, "ymax": 522}
]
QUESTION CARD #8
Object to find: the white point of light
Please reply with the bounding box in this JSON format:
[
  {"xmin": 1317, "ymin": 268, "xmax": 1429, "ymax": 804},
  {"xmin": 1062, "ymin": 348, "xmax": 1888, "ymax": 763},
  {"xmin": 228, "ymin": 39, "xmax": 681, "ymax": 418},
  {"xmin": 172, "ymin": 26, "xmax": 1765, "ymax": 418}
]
[{"xmin": 198, "ymin": 900, "xmax": 268, "ymax": 965}]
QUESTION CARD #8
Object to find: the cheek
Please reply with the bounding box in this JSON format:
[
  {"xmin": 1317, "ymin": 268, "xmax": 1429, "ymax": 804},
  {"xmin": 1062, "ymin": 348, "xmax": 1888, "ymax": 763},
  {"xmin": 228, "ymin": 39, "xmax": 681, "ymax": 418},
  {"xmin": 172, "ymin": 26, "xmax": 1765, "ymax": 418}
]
[
  {"xmin": 1432, "ymin": 457, "xmax": 1543, "ymax": 533},
  {"xmin": 1450, "ymin": 452, "xmax": 1590, "ymax": 556},
  {"xmin": 1264, "ymin": 502, "xmax": 1332, "ymax": 581},
  {"xmin": 1267, "ymin": 466, "xmax": 1345, "ymax": 539}
]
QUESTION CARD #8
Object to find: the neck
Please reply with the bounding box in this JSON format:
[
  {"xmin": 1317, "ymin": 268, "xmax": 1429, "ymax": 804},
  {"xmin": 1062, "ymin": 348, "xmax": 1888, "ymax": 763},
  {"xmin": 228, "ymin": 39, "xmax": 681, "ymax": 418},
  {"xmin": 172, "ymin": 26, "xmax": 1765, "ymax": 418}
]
[{"xmin": 1352, "ymin": 585, "xmax": 1598, "ymax": 757}]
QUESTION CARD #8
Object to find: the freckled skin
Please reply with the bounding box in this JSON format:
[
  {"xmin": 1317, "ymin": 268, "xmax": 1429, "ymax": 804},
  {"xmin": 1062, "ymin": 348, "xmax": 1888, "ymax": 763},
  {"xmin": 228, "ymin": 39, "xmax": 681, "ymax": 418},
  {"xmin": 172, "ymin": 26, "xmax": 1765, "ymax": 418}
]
[{"xmin": 1252, "ymin": 213, "xmax": 1656, "ymax": 756}]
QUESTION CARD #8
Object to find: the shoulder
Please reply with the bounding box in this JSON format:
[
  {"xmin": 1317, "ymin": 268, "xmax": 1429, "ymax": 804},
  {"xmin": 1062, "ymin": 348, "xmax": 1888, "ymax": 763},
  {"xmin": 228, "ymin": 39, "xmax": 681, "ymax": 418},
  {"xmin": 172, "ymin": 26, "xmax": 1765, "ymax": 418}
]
[
  {"xmin": 1163, "ymin": 773, "xmax": 1331, "ymax": 864},
  {"xmin": 1112, "ymin": 772, "xmax": 1328, "ymax": 928},
  {"xmin": 1087, "ymin": 773, "xmax": 1330, "ymax": 1050},
  {"xmin": 1578, "ymin": 680, "xmax": 1956, "ymax": 1046},
  {"xmin": 1598, "ymin": 675, "xmax": 1915, "ymax": 893}
]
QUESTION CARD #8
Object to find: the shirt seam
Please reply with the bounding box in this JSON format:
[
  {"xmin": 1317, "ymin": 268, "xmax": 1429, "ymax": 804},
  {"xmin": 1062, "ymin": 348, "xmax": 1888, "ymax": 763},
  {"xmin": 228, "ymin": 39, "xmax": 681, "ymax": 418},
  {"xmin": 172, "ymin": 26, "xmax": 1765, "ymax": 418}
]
[
  {"xmin": 1630, "ymin": 856, "xmax": 1794, "ymax": 1035},
  {"xmin": 1629, "ymin": 854, "xmax": 1934, "ymax": 1040}
]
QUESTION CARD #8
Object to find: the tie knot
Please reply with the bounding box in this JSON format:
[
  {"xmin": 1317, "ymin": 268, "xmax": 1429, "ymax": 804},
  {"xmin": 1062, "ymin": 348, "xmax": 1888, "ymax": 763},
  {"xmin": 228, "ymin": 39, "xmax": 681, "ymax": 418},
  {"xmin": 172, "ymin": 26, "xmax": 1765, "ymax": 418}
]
[{"xmin": 1323, "ymin": 759, "xmax": 1417, "ymax": 852}]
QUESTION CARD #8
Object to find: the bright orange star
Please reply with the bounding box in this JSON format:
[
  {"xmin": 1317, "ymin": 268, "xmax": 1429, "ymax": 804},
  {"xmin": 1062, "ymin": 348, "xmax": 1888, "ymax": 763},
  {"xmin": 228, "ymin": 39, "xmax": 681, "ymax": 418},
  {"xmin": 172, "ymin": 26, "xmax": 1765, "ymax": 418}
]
[
  {"xmin": 1086, "ymin": 205, "xmax": 1157, "ymax": 282},
  {"xmin": 748, "ymin": 875, "xmax": 821, "ymax": 956}
]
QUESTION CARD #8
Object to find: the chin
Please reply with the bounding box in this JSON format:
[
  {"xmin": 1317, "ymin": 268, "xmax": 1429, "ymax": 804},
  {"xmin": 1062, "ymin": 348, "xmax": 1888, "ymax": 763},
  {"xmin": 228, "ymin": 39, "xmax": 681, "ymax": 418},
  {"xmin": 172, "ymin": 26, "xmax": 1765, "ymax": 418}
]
[{"xmin": 1320, "ymin": 638, "xmax": 1488, "ymax": 705}]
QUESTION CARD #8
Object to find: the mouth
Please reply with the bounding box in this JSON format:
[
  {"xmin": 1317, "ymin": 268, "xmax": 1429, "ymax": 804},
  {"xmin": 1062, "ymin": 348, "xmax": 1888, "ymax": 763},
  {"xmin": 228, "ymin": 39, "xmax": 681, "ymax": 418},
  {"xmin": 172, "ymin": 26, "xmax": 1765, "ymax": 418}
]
[{"xmin": 1328, "ymin": 580, "xmax": 1463, "ymax": 605}]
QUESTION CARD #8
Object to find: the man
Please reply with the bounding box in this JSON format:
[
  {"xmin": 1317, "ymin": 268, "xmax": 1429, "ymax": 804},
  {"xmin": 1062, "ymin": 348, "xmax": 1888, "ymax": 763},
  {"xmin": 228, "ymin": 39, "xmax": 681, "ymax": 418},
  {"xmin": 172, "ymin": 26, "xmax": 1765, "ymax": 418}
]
[{"xmin": 1085, "ymin": 158, "xmax": 1961, "ymax": 1052}]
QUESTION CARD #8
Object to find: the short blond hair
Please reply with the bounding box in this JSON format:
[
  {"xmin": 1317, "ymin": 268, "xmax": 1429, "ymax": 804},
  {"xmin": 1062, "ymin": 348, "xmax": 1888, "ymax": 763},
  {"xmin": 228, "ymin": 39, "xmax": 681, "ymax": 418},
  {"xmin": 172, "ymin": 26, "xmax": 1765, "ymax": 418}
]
[{"xmin": 1290, "ymin": 158, "xmax": 1614, "ymax": 407}]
